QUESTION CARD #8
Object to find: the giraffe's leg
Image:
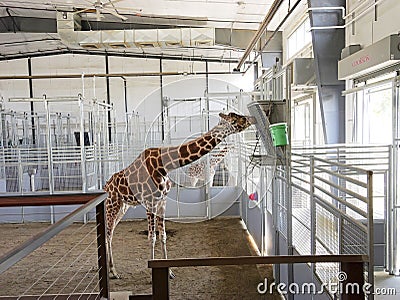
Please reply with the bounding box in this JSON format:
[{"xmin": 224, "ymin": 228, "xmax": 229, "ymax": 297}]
[
  {"xmin": 156, "ymin": 201, "xmax": 175, "ymax": 279},
  {"xmin": 106, "ymin": 196, "xmax": 129, "ymax": 279},
  {"xmin": 156, "ymin": 214, "xmax": 167, "ymax": 259},
  {"xmin": 146, "ymin": 210, "xmax": 156, "ymax": 260},
  {"xmin": 106, "ymin": 232, "xmax": 118, "ymax": 279}
]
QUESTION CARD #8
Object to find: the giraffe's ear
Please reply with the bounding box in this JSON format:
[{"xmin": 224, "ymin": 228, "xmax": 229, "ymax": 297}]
[{"xmin": 219, "ymin": 112, "xmax": 228, "ymax": 120}]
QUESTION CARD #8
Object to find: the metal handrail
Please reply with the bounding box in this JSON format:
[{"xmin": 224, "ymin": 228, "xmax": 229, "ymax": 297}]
[
  {"xmin": 149, "ymin": 255, "xmax": 368, "ymax": 300},
  {"xmin": 0, "ymin": 192, "xmax": 109, "ymax": 298},
  {"xmin": 0, "ymin": 193, "xmax": 107, "ymax": 273}
]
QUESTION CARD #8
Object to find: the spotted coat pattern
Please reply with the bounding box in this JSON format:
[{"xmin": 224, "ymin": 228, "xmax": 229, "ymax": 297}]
[
  {"xmin": 187, "ymin": 146, "xmax": 232, "ymax": 187},
  {"xmin": 104, "ymin": 112, "xmax": 254, "ymax": 278}
]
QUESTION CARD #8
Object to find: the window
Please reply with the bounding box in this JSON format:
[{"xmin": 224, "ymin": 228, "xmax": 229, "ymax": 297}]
[
  {"xmin": 287, "ymin": 18, "xmax": 312, "ymax": 59},
  {"xmin": 353, "ymin": 83, "xmax": 392, "ymax": 144},
  {"xmin": 347, "ymin": 81, "xmax": 393, "ymax": 219}
]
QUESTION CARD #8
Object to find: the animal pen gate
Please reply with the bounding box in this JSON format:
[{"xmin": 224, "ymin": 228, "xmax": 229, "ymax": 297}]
[
  {"xmin": 0, "ymin": 94, "xmax": 121, "ymax": 195},
  {"xmin": 265, "ymin": 145, "xmax": 389, "ymax": 299},
  {"xmin": 0, "ymin": 91, "xmax": 260, "ymax": 222},
  {"xmin": 248, "ymin": 63, "xmax": 381, "ymax": 298}
]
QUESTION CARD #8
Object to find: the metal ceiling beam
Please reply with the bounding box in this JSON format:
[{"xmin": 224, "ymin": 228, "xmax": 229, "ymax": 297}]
[
  {"xmin": 243, "ymin": 0, "xmax": 301, "ymax": 73},
  {"xmin": 235, "ymin": 0, "xmax": 285, "ymax": 72},
  {"xmin": 0, "ymin": 70, "xmax": 243, "ymax": 80},
  {"xmin": 0, "ymin": 49, "xmax": 244, "ymax": 63}
]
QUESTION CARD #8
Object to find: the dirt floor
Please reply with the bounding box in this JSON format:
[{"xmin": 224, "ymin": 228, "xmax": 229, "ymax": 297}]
[{"xmin": 0, "ymin": 217, "xmax": 280, "ymax": 299}]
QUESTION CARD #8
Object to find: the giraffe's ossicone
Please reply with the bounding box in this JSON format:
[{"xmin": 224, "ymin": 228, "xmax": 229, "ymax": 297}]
[{"xmin": 104, "ymin": 112, "xmax": 255, "ymax": 279}]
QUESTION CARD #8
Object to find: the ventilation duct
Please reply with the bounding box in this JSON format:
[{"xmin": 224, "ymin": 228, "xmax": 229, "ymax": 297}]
[
  {"xmin": 338, "ymin": 34, "xmax": 400, "ymax": 80},
  {"xmin": 158, "ymin": 28, "xmax": 188, "ymax": 47},
  {"xmin": 77, "ymin": 31, "xmax": 102, "ymax": 49},
  {"xmin": 292, "ymin": 58, "xmax": 315, "ymax": 85},
  {"xmin": 57, "ymin": 12, "xmax": 216, "ymax": 50},
  {"xmin": 190, "ymin": 28, "xmax": 215, "ymax": 46},
  {"xmin": 102, "ymin": 30, "xmax": 134, "ymax": 49},
  {"xmin": 134, "ymin": 29, "xmax": 159, "ymax": 48}
]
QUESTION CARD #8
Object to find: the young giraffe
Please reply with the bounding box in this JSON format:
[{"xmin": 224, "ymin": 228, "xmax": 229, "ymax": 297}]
[
  {"xmin": 104, "ymin": 112, "xmax": 255, "ymax": 279},
  {"xmin": 186, "ymin": 145, "xmax": 233, "ymax": 187}
]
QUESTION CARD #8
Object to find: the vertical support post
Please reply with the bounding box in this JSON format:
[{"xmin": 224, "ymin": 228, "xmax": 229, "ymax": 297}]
[
  {"xmin": 17, "ymin": 148, "xmax": 23, "ymax": 194},
  {"xmin": 44, "ymin": 97, "xmax": 54, "ymax": 194},
  {"xmin": 338, "ymin": 146, "xmax": 345, "ymax": 258},
  {"xmin": 152, "ymin": 267, "xmax": 170, "ymax": 300},
  {"xmin": 385, "ymin": 169, "xmax": 391, "ymax": 273},
  {"xmin": 341, "ymin": 262, "xmax": 365, "ymax": 300},
  {"xmin": 105, "ymin": 54, "xmax": 112, "ymax": 144},
  {"xmin": 387, "ymin": 147, "xmax": 393, "ymax": 273},
  {"xmin": 285, "ymin": 64, "xmax": 294, "ymax": 300},
  {"xmin": 261, "ymin": 166, "xmax": 266, "ymax": 255},
  {"xmin": 366, "ymin": 170, "xmax": 374, "ymax": 299},
  {"xmin": 123, "ymin": 77, "xmax": 128, "ymax": 125},
  {"xmin": 392, "ymin": 76, "xmax": 400, "ymax": 275},
  {"xmin": 160, "ymin": 59, "xmax": 165, "ymax": 142},
  {"xmin": 272, "ymin": 175, "xmax": 280, "ymax": 283},
  {"xmin": 205, "ymin": 61, "xmax": 210, "ymax": 129},
  {"xmin": 79, "ymin": 94, "xmax": 87, "ymax": 192},
  {"xmin": 310, "ymin": 156, "xmax": 316, "ymax": 275},
  {"xmin": 28, "ymin": 58, "xmax": 35, "ymax": 145},
  {"xmin": 96, "ymin": 200, "xmax": 110, "ymax": 299}
]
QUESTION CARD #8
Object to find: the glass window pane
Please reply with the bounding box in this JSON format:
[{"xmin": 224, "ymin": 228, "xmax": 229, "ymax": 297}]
[{"xmin": 286, "ymin": 18, "xmax": 312, "ymax": 60}]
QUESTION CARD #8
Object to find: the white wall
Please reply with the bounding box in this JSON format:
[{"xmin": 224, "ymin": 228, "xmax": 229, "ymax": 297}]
[
  {"xmin": 0, "ymin": 54, "xmax": 254, "ymax": 131},
  {"xmin": 346, "ymin": 0, "xmax": 400, "ymax": 47}
]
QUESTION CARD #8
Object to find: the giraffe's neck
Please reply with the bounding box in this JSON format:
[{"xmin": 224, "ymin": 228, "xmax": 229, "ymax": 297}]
[
  {"xmin": 161, "ymin": 122, "xmax": 234, "ymax": 171},
  {"xmin": 208, "ymin": 147, "xmax": 230, "ymax": 166}
]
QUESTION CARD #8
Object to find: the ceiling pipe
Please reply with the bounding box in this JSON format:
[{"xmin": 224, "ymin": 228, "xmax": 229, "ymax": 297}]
[
  {"xmin": 244, "ymin": 0, "xmax": 302, "ymax": 73},
  {"xmin": 0, "ymin": 49, "xmax": 240, "ymax": 63},
  {"xmin": 0, "ymin": 70, "xmax": 243, "ymax": 80},
  {"xmin": 234, "ymin": 0, "xmax": 285, "ymax": 72}
]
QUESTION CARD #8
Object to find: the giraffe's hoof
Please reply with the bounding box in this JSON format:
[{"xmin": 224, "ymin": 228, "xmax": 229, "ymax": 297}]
[
  {"xmin": 169, "ymin": 270, "xmax": 176, "ymax": 279},
  {"xmin": 109, "ymin": 272, "xmax": 122, "ymax": 279}
]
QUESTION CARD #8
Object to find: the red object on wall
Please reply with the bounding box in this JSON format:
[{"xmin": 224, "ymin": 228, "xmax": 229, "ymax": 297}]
[{"xmin": 249, "ymin": 192, "xmax": 258, "ymax": 201}]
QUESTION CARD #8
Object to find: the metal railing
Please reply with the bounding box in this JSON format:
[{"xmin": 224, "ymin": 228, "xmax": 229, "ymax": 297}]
[
  {"xmin": 148, "ymin": 254, "xmax": 369, "ymax": 300},
  {"xmin": 0, "ymin": 145, "xmax": 122, "ymax": 194},
  {"xmin": 274, "ymin": 144, "xmax": 391, "ymax": 299},
  {"xmin": 0, "ymin": 193, "xmax": 109, "ymax": 299}
]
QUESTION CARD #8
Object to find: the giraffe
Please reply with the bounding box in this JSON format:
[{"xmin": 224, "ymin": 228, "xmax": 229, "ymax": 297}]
[
  {"xmin": 186, "ymin": 145, "xmax": 233, "ymax": 187},
  {"xmin": 104, "ymin": 112, "xmax": 255, "ymax": 279}
]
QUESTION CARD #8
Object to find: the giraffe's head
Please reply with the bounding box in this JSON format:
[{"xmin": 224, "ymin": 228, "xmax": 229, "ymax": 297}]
[{"xmin": 218, "ymin": 112, "xmax": 256, "ymax": 133}]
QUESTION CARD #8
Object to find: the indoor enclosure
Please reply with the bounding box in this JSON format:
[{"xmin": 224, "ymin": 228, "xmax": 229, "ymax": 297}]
[{"xmin": 1, "ymin": 0, "xmax": 400, "ymax": 299}]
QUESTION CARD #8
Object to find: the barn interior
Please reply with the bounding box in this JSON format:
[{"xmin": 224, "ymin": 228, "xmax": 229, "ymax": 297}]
[{"xmin": 0, "ymin": 0, "xmax": 400, "ymax": 299}]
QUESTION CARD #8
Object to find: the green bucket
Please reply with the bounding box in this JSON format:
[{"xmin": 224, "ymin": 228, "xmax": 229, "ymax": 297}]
[{"xmin": 269, "ymin": 122, "xmax": 289, "ymax": 146}]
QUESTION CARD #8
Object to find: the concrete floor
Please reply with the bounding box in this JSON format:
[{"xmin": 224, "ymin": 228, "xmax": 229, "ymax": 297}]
[
  {"xmin": 374, "ymin": 271, "xmax": 400, "ymax": 299},
  {"xmin": 110, "ymin": 291, "xmax": 132, "ymax": 300}
]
